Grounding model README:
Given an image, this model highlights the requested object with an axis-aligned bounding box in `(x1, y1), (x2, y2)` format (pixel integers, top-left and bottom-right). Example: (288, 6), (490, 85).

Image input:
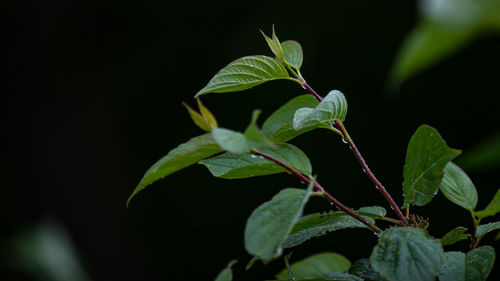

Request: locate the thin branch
(335, 121), (406, 222)
(253, 150), (383, 234)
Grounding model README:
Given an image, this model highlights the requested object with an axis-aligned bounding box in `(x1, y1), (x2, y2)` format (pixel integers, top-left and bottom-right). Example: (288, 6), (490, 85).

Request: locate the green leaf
(459, 131), (500, 172)
(439, 251), (465, 281)
(262, 95), (319, 142)
(475, 187), (500, 218)
(214, 260), (237, 281)
(293, 90), (348, 131)
(260, 26), (285, 60)
(389, 0), (500, 85)
(465, 246), (495, 281)
(439, 162), (478, 211)
(127, 134), (223, 206)
(284, 206), (385, 248)
(349, 259), (385, 281)
(276, 252), (351, 280)
(200, 143), (312, 179)
(281, 40), (303, 70)
(476, 221), (500, 239)
(402, 125), (461, 208)
(244, 182), (314, 262)
(211, 111), (273, 154)
(314, 272), (364, 281)
(440, 227), (469, 246)
(370, 227), (444, 281)
(183, 102), (212, 132)
(439, 247), (496, 281)
(197, 98), (218, 128)
(196, 56), (292, 96)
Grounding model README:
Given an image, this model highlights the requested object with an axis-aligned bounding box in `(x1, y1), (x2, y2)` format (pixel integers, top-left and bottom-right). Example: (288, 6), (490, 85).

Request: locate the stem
(470, 211), (480, 249)
(335, 121), (406, 222)
(379, 216), (404, 225)
(299, 78), (323, 102)
(253, 150), (383, 234)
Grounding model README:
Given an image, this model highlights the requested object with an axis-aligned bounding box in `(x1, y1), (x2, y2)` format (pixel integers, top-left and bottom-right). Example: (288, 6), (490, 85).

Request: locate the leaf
(465, 246), (495, 281)
(200, 143), (312, 179)
(281, 40), (303, 70)
(439, 247), (496, 281)
(183, 102), (212, 132)
(214, 260), (237, 281)
(293, 90), (348, 131)
(211, 111), (273, 154)
(244, 182), (314, 262)
(197, 98), (218, 128)
(389, 0), (500, 85)
(348, 259), (385, 281)
(314, 272), (364, 281)
(475, 187), (500, 218)
(196, 56), (292, 97)
(262, 95), (319, 142)
(440, 227), (469, 246)
(275, 252), (351, 280)
(370, 227), (444, 281)
(283, 206), (384, 248)
(260, 26), (284, 60)
(402, 125), (461, 208)
(439, 251), (465, 281)
(475, 221), (500, 239)
(439, 162), (478, 211)
(127, 134), (223, 205)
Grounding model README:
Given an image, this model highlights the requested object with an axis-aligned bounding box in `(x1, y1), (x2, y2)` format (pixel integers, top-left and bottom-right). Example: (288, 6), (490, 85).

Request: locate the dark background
(4, 0), (500, 280)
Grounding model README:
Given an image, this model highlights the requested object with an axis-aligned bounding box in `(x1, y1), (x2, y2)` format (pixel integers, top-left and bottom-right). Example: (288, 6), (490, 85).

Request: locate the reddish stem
(253, 150), (382, 234)
(335, 121), (406, 222)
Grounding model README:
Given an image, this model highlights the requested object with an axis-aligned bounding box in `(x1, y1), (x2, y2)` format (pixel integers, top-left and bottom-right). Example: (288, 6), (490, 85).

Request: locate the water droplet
(342, 138), (348, 144)
(374, 185), (379, 190)
(329, 202), (334, 206)
(362, 168), (366, 173)
(348, 145), (352, 150)
(301, 85), (306, 89)
(250, 154), (258, 158)
(258, 155), (265, 159)
(390, 205), (395, 210)
(373, 232), (379, 236)
(300, 181), (305, 184)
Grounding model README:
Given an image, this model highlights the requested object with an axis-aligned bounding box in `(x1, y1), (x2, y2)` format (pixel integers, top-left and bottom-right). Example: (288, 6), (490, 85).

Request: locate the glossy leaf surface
(440, 162), (478, 210)
(276, 252), (351, 280)
(293, 90), (348, 131)
(402, 125), (461, 207)
(196, 56), (291, 96)
(370, 227), (443, 281)
(281, 40), (303, 70)
(262, 95), (319, 142)
(440, 227), (469, 246)
(475, 221), (500, 239)
(128, 134), (223, 205)
(245, 184), (313, 262)
(284, 207), (385, 248)
(200, 143), (312, 179)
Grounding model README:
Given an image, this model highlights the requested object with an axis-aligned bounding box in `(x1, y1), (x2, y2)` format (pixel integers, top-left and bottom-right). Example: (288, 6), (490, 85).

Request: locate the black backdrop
(4, 0), (500, 280)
